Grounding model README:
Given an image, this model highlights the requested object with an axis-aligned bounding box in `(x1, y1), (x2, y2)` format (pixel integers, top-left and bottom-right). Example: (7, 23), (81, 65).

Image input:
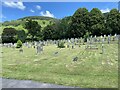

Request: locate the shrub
(58, 41), (65, 48)
(42, 21), (45, 24)
(84, 32), (90, 42)
(16, 40), (22, 48)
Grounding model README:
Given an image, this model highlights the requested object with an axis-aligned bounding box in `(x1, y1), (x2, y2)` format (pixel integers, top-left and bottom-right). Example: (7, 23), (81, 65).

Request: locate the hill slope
(0, 16), (59, 34)
(2, 16), (58, 26)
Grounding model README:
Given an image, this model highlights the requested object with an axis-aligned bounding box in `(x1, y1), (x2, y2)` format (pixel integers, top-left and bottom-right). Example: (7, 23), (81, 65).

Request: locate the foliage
(89, 8), (105, 36)
(24, 19), (41, 40)
(1, 28), (17, 43)
(16, 40), (22, 48)
(42, 21), (45, 24)
(84, 32), (90, 42)
(106, 9), (120, 35)
(57, 41), (65, 48)
(17, 30), (27, 43)
(18, 16), (57, 21)
(59, 16), (71, 39)
(42, 25), (54, 40)
(68, 8), (89, 38)
(1, 8), (120, 42)
(2, 20), (26, 26)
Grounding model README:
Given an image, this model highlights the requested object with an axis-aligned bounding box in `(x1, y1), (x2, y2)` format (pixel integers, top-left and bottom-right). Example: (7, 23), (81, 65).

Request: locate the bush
(58, 41), (65, 48)
(84, 32), (90, 42)
(42, 21), (45, 24)
(16, 40), (22, 48)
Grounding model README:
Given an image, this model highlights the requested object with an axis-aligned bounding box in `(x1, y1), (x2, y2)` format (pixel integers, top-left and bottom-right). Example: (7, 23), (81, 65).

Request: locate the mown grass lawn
(2, 42), (118, 88)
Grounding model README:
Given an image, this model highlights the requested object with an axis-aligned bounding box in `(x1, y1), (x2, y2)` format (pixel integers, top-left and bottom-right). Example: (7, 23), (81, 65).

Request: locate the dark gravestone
(54, 52), (58, 55)
(67, 44), (70, 48)
(73, 56), (78, 62)
(19, 48), (23, 53)
(72, 45), (74, 49)
(101, 44), (104, 54)
(34, 46), (36, 48)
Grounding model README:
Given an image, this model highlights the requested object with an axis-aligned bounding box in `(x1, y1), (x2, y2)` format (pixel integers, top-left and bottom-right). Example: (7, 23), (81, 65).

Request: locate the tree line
(43, 8), (120, 40)
(1, 8), (120, 43)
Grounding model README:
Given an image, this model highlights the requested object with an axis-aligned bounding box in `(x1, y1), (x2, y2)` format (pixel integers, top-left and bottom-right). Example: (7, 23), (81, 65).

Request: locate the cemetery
(1, 4), (120, 88)
(1, 35), (119, 88)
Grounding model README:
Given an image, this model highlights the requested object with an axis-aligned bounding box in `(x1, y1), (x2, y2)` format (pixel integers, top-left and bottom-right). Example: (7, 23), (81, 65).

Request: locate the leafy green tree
(106, 9), (120, 35)
(84, 32), (90, 42)
(24, 19), (41, 41)
(42, 25), (54, 40)
(2, 28), (17, 43)
(89, 8), (105, 36)
(68, 8), (89, 38)
(17, 30), (27, 43)
(58, 16), (71, 39)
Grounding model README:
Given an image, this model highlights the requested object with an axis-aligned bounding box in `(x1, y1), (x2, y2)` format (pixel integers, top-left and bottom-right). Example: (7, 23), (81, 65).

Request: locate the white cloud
(3, 1), (26, 10)
(30, 9), (35, 13)
(36, 5), (41, 10)
(101, 8), (110, 13)
(40, 11), (55, 18)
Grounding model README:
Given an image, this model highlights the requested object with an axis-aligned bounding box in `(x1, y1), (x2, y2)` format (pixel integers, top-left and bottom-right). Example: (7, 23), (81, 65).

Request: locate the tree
(106, 9), (120, 35)
(58, 16), (71, 39)
(2, 28), (17, 43)
(24, 19), (41, 41)
(16, 40), (22, 48)
(89, 8), (105, 36)
(17, 30), (27, 43)
(42, 25), (55, 40)
(68, 8), (89, 38)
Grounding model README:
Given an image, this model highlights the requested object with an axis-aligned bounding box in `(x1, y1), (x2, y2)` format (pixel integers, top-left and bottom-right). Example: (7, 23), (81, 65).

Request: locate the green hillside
(0, 16), (59, 35)
(18, 16), (57, 21)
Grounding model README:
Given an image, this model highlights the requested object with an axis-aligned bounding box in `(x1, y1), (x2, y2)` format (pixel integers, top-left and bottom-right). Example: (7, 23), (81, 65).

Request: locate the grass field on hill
(0, 19), (52, 35)
(2, 42), (118, 88)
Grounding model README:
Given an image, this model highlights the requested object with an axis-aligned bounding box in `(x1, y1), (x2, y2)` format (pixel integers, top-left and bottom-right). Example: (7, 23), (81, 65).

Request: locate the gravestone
(114, 34), (117, 40)
(101, 44), (104, 54)
(19, 48), (23, 53)
(102, 37), (105, 44)
(70, 38), (74, 43)
(36, 44), (43, 54)
(72, 45), (74, 49)
(94, 35), (97, 42)
(73, 56), (78, 62)
(36, 45), (41, 54)
(108, 35), (110, 44)
(67, 44), (70, 48)
(104, 35), (106, 41)
(54, 51), (58, 55)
